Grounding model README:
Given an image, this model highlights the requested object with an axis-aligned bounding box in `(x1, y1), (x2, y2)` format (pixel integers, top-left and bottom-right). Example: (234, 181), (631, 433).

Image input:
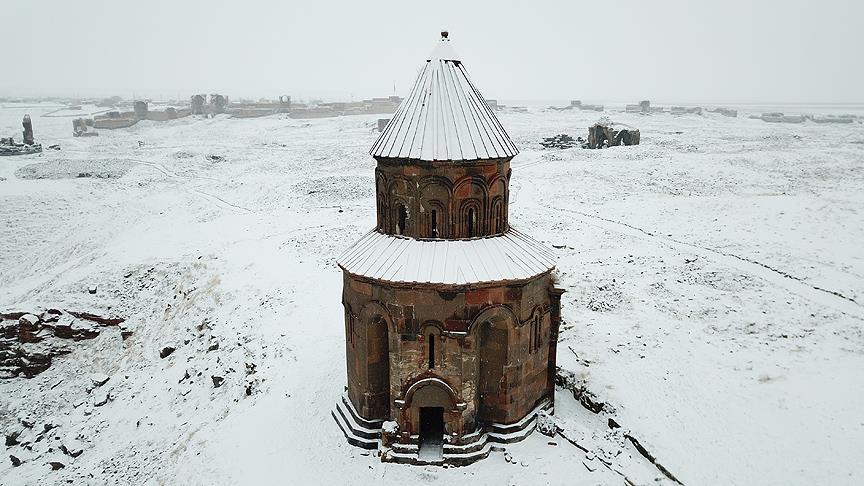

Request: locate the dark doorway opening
(418, 407), (444, 461)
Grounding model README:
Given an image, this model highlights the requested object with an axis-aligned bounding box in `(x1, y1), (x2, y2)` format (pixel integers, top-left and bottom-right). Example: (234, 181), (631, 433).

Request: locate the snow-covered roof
(337, 228), (555, 286)
(370, 33), (519, 162)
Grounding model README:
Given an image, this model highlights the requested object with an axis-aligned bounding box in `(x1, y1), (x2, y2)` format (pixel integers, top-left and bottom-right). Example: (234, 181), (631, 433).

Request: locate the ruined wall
(341, 271), (559, 439)
(374, 157), (512, 239)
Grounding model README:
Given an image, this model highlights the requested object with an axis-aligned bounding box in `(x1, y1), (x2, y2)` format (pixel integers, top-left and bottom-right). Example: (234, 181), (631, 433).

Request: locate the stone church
(333, 32), (563, 465)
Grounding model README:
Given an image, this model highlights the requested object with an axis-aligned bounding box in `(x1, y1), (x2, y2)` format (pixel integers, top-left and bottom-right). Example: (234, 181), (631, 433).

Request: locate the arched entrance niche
(469, 305), (518, 423)
(358, 301), (392, 419)
(402, 378), (461, 458)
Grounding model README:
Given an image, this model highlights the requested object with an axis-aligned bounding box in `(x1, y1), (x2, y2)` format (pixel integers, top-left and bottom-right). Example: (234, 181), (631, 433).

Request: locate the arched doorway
(404, 378), (459, 461)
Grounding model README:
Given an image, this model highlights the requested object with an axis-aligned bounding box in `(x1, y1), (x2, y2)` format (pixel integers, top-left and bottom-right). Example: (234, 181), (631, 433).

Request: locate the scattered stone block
(90, 373), (110, 387)
(93, 392), (110, 407)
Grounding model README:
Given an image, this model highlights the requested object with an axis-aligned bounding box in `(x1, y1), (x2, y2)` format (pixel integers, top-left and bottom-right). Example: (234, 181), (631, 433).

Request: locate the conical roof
(370, 32), (519, 162)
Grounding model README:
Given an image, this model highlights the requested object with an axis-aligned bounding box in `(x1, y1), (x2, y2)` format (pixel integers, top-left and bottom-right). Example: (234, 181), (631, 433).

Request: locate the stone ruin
(626, 100), (664, 114)
(133, 100), (149, 119)
(587, 120), (640, 149)
(73, 118), (99, 137)
(191, 94), (206, 115)
(540, 134), (581, 149)
(0, 115), (43, 156)
(548, 100), (604, 112)
(708, 107), (738, 117)
(569, 100), (604, 111)
(191, 93), (228, 117)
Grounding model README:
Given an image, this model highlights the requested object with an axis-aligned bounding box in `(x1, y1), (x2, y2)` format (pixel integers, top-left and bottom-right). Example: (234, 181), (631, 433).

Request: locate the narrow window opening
(431, 209), (438, 238)
(467, 208), (475, 238)
(397, 204), (408, 235)
(531, 314), (541, 353)
(428, 334), (435, 369)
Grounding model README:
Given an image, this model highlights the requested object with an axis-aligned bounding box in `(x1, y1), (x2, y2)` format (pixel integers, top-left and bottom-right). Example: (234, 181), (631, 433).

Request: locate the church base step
(333, 393), (554, 466)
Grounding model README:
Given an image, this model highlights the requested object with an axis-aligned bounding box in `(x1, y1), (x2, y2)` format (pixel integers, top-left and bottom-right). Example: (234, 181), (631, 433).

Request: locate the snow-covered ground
(1, 103), (863, 485)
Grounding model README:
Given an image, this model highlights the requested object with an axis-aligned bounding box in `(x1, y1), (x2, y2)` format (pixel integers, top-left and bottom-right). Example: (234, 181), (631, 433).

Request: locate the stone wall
(374, 157), (512, 239)
(341, 271), (560, 441)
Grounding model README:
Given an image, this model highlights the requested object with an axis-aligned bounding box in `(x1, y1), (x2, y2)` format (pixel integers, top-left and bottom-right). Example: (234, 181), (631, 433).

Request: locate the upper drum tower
(371, 31), (519, 240)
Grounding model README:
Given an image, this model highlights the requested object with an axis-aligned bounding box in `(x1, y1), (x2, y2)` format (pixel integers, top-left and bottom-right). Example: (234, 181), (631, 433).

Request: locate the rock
(43, 420), (58, 433)
(211, 375), (225, 388)
(48, 460), (65, 470)
(536, 410), (557, 437)
(5, 430), (20, 446)
(159, 346), (175, 359)
(60, 439), (84, 458)
(18, 314), (39, 327)
(583, 457), (596, 472)
(93, 392), (110, 407)
(381, 420), (399, 447)
(87, 285), (97, 294)
(119, 323), (133, 340)
(40, 310), (62, 323)
(207, 342), (219, 352)
(90, 373), (110, 387)
(10, 455), (21, 467)
(504, 452), (513, 463)
(540, 134), (578, 149)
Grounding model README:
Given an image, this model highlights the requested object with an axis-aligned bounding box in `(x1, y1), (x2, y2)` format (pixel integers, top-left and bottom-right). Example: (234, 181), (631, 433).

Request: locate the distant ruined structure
(1, 115), (42, 156)
(333, 32), (563, 465)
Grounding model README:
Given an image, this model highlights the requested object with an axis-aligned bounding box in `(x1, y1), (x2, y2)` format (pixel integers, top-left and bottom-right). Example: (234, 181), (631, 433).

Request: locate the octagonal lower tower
(333, 32), (563, 465)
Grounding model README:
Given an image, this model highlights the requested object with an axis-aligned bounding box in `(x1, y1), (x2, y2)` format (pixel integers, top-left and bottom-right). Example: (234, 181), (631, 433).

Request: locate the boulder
(159, 346), (175, 359)
(18, 314), (39, 328)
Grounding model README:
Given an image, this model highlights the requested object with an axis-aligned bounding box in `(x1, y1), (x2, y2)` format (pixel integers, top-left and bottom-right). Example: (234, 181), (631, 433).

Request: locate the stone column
(22, 115), (34, 145)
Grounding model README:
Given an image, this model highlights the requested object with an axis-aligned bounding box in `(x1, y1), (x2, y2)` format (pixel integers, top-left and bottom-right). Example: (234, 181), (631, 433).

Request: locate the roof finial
(441, 30), (449, 40)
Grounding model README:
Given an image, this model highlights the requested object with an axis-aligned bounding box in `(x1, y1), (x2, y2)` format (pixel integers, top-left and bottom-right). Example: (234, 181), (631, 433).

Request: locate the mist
(3, 0), (863, 103)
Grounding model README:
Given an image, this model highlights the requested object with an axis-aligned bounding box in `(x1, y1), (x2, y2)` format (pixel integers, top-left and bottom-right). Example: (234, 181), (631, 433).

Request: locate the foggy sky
(3, 0), (863, 103)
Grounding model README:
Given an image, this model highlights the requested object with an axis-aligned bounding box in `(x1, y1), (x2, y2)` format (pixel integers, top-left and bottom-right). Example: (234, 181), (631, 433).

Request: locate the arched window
(397, 204), (408, 235)
(431, 209), (438, 238)
(467, 208), (476, 238)
(492, 198), (504, 233)
(377, 194), (386, 230)
(428, 334), (435, 369)
(345, 309), (355, 347)
(529, 313), (542, 353)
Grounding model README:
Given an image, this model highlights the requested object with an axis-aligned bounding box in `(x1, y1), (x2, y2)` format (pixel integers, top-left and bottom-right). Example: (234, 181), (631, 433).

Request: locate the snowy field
(1, 103), (863, 485)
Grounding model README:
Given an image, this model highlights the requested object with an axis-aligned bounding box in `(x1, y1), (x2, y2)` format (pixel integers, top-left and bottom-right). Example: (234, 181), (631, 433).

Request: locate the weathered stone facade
(375, 158), (511, 239)
(342, 270), (562, 440)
